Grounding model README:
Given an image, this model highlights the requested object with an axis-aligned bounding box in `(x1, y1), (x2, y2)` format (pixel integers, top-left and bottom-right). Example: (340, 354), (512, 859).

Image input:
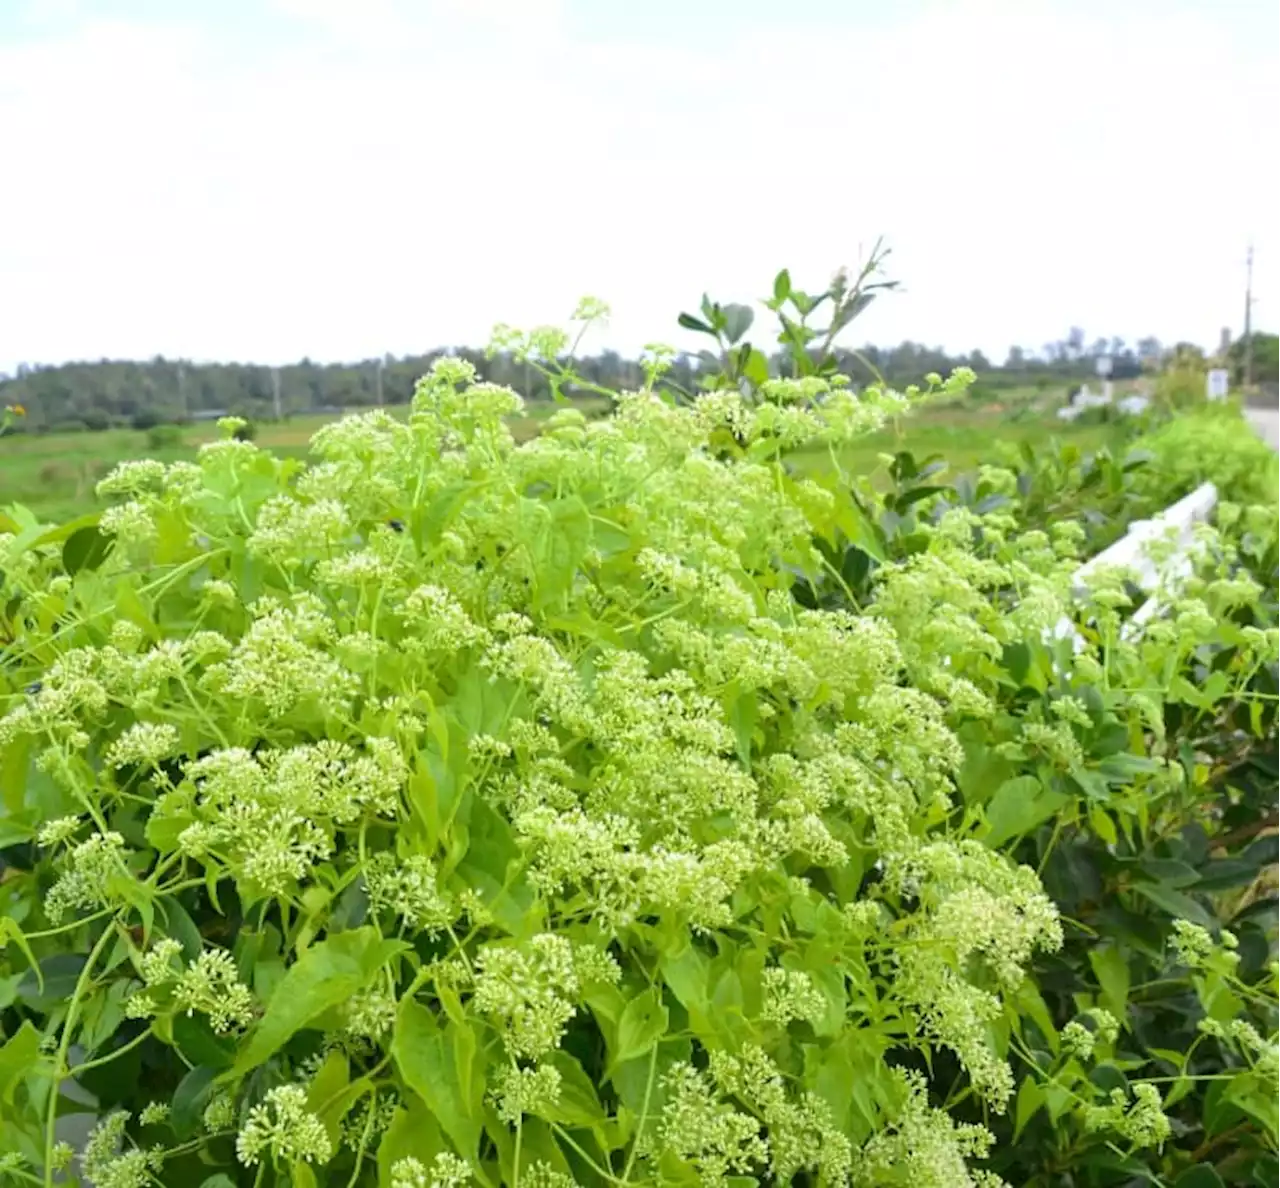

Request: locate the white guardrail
(1053, 481), (1219, 646)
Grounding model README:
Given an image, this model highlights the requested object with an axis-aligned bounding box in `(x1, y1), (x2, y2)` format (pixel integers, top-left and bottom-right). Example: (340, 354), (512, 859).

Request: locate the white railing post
(1051, 481), (1219, 648)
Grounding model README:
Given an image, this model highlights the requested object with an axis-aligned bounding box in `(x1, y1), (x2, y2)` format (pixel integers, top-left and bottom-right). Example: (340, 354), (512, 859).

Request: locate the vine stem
(22, 910), (113, 941)
(344, 1091), (378, 1188)
(44, 923), (118, 1188)
(550, 1125), (627, 1185)
(70, 1025), (154, 1076)
(6, 1165), (45, 1186)
(621, 1043), (659, 1182)
(512, 1088), (524, 1188)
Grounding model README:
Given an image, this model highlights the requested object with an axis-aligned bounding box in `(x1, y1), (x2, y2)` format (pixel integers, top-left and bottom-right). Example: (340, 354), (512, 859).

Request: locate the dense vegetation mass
(4, 261), (1274, 433)
(0, 339), (1129, 433)
(0, 282), (1275, 1188)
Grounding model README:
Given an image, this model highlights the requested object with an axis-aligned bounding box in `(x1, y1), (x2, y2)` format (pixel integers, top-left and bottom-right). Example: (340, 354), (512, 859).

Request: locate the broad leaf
(1089, 945), (1130, 1021)
(0, 1022), (40, 1104)
(230, 928), (403, 1076)
(720, 303), (754, 345)
(63, 524), (114, 576)
(984, 776), (1067, 848)
(613, 987), (669, 1068)
(392, 1000), (484, 1161)
(1132, 882), (1217, 929)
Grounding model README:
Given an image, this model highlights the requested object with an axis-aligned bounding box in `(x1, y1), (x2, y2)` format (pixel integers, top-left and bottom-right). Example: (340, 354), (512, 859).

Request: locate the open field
(0, 390), (1120, 522)
(0, 402), (606, 522)
(793, 404), (1117, 476)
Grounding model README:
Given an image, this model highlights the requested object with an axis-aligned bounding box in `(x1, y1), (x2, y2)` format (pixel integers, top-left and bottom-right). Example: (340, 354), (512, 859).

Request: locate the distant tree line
(1, 327), (1264, 434)
(1226, 333), (1280, 391)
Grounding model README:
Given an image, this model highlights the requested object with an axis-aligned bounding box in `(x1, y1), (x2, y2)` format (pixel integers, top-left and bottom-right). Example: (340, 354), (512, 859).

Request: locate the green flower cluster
(0, 289), (1275, 1188)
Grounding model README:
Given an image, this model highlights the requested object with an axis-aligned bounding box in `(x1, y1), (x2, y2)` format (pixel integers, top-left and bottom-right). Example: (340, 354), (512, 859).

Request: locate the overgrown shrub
(146, 424), (185, 452)
(0, 289), (1275, 1188)
(131, 409), (164, 432)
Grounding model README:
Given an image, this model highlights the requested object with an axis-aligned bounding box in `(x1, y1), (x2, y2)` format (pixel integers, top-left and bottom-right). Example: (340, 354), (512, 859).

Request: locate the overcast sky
(0, 0), (1275, 372)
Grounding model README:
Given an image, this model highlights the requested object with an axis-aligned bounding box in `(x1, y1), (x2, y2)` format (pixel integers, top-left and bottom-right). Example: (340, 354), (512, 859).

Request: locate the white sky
(0, 0), (1275, 372)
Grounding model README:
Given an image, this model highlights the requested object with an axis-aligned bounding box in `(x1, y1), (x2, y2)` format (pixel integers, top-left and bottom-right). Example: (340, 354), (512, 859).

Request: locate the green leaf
(172, 1065), (219, 1140)
(0, 1021), (40, 1105)
(613, 1036), (691, 1120)
(1250, 1157), (1280, 1188)
(711, 966), (744, 1037)
(1013, 978), (1059, 1053)
(1175, 1166), (1226, 1188)
(1089, 804), (1118, 846)
(790, 290), (815, 316)
(1098, 752), (1165, 783)
(1014, 1075), (1044, 1139)
(1132, 882), (1217, 929)
(660, 943), (711, 1028)
(63, 524), (114, 576)
(772, 269), (792, 303)
(1198, 857), (1268, 892)
(530, 497), (591, 611)
(726, 688), (757, 766)
(721, 303), (754, 345)
(230, 927), (402, 1077)
(0, 918), (41, 992)
(956, 723), (1015, 807)
(373, 1100), (445, 1182)
(79, 978), (132, 1054)
(1138, 858), (1200, 888)
(157, 897), (205, 961)
(1089, 945), (1130, 1021)
(832, 290), (876, 332)
(741, 347), (770, 388)
(392, 1000), (484, 1161)
(18, 953), (86, 1010)
(486, 1115), (575, 1186)
(677, 312), (715, 336)
(453, 1017), (477, 1117)
(413, 480), (474, 550)
(306, 1049), (351, 1148)
(983, 776), (1068, 848)
(833, 494), (886, 564)
(454, 795), (535, 935)
(29, 510), (101, 549)
(893, 485), (947, 511)
(543, 1051), (606, 1125)
(175, 1013), (237, 1070)
(377, 1101), (445, 1186)
(613, 987), (669, 1068)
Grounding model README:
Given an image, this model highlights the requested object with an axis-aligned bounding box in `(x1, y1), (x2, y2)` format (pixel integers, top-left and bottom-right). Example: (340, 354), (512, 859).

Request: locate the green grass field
(0, 391), (1116, 524)
(0, 404), (606, 523)
(794, 405), (1115, 478)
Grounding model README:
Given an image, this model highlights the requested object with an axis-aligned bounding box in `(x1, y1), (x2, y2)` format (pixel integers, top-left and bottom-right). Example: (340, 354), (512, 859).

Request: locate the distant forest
(1, 326), (1264, 433)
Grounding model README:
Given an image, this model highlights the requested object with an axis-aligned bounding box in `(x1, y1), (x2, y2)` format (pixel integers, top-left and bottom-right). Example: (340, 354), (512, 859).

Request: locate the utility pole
(272, 367), (283, 421)
(177, 362), (187, 420)
(376, 356), (384, 407)
(1243, 243), (1255, 390)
